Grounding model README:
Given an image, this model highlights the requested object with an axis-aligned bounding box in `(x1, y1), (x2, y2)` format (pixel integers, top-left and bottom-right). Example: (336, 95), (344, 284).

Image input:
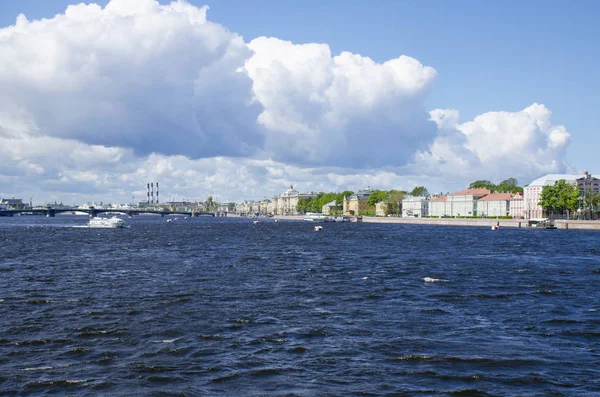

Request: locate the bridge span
(0, 206), (214, 218)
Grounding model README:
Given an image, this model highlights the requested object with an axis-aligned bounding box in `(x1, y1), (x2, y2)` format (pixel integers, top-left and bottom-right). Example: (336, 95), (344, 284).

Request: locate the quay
(235, 213), (600, 231)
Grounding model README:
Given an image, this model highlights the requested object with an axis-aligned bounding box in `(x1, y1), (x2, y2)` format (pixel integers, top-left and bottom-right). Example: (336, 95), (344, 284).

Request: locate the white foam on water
(23, 366), (53, 371)
(151, 338), (180, 343)
(423, 277), (446, 283)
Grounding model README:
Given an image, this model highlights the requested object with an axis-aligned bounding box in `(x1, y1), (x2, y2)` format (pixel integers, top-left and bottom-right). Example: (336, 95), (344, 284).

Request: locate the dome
(281, 185), (298, 197)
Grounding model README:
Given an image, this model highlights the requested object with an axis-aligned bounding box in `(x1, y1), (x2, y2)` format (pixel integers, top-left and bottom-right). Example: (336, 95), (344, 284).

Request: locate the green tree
(297, 198), (310, 214)
(497, 177), (523, 193)
(585, 189), (600, 211)
(385, 190), (406, 216)
(367, 190), (388, 206)
(499, 178), (517, 187)
(336, 190), (354, 205)
(539, 179), (580, 218)
(410, 186), (429, 197)
(469, 180), (496, 190)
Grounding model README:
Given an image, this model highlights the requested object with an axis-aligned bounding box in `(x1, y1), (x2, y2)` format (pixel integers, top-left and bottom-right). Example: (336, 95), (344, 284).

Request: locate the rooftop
(478, 192), (513, 201)
(449, 188), (491, 196)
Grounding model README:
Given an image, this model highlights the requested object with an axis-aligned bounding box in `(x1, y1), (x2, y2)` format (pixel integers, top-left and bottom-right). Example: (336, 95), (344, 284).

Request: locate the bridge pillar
(46, 209), (56, 217)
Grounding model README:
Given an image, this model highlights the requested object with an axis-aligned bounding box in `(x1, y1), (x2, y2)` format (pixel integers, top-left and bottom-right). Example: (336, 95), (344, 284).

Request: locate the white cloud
(414, 104), (572, 185)
(246, 37), (438, 168)
(0, 0), (576, 203)
(0, 0), (262, 159)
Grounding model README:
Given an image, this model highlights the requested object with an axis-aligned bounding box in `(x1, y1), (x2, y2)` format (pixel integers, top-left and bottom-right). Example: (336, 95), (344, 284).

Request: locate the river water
(0, 215), (599, 396)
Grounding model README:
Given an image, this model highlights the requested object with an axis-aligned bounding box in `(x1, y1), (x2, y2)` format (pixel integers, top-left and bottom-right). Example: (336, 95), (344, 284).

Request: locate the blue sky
(2, 0), (597, 170)
(0, 0), (598, 203)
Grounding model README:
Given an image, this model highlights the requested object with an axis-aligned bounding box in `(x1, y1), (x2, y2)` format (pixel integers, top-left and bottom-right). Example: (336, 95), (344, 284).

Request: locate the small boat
(304, 212), (328, 222)
(274, 219), (279, 223)
(334, 216), (352, 222)
(491, 224), (499, 231)
(314, 225), (323, 231)
(88, 216), (125, 228)
(528, 218), (557, 229)
(253, 220), (260, 224)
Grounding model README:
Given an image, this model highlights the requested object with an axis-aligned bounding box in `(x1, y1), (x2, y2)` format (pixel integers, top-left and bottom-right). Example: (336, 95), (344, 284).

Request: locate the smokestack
(156, 182), (159, 204)
(147, 183), (150, 204)
(151, 183), (154, 204)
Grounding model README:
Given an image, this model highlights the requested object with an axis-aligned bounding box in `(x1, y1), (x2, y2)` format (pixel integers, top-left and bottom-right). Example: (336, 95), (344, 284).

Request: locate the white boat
(303, 212), (329, 222)
(334, 216), (352, 222)
(88, 216), (125, 228)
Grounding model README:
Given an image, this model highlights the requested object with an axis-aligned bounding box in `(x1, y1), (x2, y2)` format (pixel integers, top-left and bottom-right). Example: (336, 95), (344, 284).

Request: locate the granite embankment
(362, 216), (600, 230)
(230, 213), (600, 230)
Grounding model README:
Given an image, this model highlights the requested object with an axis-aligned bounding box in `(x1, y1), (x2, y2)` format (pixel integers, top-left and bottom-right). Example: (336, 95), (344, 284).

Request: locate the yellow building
(343, 188), (374, 216)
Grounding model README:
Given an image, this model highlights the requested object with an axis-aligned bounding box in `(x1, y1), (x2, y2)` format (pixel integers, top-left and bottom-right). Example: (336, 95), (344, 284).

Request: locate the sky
(0, 0), (598, 205)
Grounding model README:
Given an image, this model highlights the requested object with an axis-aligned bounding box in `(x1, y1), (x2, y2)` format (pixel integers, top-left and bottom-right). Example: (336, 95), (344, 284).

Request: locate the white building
(429, 195), (450, 217)
(271, 186), (317, 216)
(402, 196), (428, 218)
(477, 192), (513, 217)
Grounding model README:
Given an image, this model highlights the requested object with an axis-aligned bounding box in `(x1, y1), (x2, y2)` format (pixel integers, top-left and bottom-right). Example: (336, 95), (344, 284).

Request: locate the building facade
(476, 192), (513, 217)
(402, 196), (428, 218)
(271, 186), (317, 216)
(428, 195), (450, 217)
(343, 188), (374, 216)
(322, 201), (342, 215)
(509, 192), (525, 218)
(447, 188), (490, 217)
(375, 201), (387, 217)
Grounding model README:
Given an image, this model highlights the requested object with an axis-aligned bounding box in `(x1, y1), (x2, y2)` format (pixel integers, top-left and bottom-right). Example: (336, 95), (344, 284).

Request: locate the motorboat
(88, 216), (125, 228)
(304, 212), (329, 222)
(528, 218), (557, 229)
(334, 216), (352, 222)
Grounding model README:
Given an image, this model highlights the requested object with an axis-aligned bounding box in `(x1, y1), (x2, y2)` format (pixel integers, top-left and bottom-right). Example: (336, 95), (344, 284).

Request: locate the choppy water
(0, 215), (599, 396)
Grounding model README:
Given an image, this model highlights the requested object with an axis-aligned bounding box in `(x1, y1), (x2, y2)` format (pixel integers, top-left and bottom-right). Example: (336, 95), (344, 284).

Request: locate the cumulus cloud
(0, 0), (576, 203)
(0, 0), (262, 159)
(246, 37), (438, 168)
(412, 104), (572, 185)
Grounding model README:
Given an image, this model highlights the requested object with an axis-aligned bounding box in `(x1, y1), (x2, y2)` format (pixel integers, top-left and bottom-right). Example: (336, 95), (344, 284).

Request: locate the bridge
(0, 206), (214, 218)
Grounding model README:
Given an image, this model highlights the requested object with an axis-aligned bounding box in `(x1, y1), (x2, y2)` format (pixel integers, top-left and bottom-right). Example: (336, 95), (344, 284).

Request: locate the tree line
(468, 178), (523, 194)
(296, 186), (429, 215)
(539, 179), (600, 218)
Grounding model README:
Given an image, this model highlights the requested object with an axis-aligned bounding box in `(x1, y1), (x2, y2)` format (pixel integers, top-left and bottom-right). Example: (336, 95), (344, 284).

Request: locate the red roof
(431, 195), (447, 202)
(478, 192), (513, 201)
(449, 188), (491, 196)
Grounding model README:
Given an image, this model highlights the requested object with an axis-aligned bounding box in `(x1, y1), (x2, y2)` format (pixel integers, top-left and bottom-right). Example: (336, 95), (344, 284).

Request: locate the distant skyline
(1, 0), (598, 204)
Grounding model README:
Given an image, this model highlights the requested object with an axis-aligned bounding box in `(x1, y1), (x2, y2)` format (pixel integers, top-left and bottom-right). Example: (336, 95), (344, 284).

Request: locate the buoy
(253, 220), (260, 224)
(274, 219), (279, 223)
(167, 219), (172, 223)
